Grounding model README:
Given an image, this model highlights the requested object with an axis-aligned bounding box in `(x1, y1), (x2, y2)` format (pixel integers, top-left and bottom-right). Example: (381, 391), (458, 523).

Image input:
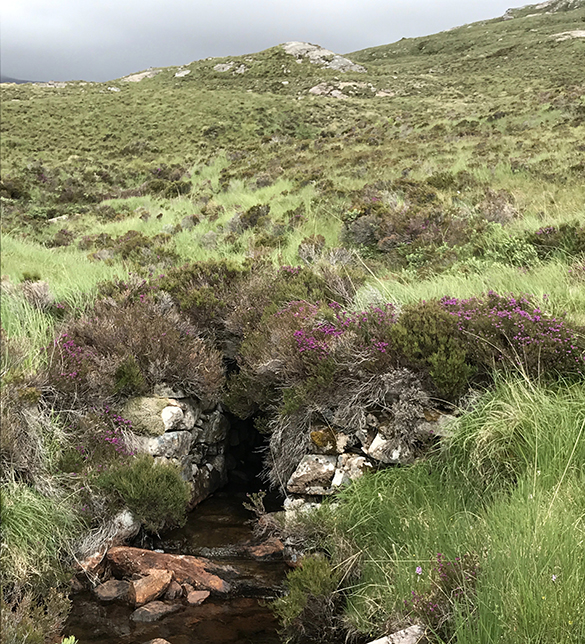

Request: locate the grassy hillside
(1, 2), (585, 642)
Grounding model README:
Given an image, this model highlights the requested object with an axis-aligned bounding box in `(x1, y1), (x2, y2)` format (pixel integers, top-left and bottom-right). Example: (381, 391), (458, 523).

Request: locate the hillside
(1, 3), (585, 644)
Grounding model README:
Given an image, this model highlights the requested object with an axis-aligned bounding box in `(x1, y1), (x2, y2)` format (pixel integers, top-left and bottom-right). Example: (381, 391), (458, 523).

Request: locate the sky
(1, 0), (518, 82)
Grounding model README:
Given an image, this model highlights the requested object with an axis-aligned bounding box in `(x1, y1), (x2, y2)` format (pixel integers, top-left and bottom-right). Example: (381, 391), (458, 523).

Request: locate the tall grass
(355, 260), (585, 324)
(0, 480), (81, 592)
(316, 379), (585, 642)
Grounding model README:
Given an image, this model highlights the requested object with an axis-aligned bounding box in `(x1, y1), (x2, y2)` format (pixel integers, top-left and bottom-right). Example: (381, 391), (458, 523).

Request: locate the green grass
(304, 379), (585, 642)
(0, 480), (81, 591)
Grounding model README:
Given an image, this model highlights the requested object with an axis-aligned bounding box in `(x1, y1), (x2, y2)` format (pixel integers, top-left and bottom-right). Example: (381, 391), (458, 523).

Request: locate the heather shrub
(440, 292), (585, 380)
(156, 259), (251, 335)
(43, 297), (224, 409)
(390, 300), (475, 399)
(94, 454), (190, 532)
(0, 589), (72, 644)
(273, 555), (343, 643)
(526, 222), (585, 260)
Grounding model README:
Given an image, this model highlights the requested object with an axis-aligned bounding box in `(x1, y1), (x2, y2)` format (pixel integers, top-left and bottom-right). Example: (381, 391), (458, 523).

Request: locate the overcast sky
(1, 0), (518, 82)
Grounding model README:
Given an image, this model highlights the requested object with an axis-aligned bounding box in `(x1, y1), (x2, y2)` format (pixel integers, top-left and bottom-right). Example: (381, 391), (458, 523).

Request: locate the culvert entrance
(65, 413), (290, 644)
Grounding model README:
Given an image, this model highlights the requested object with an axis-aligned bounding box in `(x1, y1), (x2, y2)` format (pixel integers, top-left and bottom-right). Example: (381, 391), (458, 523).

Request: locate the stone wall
(122, 392), (230, 508)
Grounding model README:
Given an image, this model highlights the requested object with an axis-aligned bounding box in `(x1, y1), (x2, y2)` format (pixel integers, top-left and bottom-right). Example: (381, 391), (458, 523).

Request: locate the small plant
(273, 555), (342, 643)
(94, 454), (190, 532)
(406, 552), (479, 638)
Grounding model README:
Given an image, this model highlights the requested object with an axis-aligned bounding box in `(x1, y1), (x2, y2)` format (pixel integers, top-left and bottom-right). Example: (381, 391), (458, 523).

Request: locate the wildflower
(416, 566), (422, 575)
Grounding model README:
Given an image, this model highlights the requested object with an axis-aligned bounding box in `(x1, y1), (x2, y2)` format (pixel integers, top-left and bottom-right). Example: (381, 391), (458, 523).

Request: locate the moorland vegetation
(1, 0), (585, 641)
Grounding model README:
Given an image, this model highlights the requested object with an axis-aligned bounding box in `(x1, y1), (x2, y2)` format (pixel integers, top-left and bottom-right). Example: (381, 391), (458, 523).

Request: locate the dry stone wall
(122, 393), (230, 508)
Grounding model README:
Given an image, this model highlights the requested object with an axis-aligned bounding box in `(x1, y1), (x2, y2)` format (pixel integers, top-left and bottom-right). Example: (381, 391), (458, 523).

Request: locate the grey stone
(94, 579), (131, 603)
(364, 434), (413, 464)
(130, 601), (181, 622)
(129, 430), (194, 459)
(286, 455), (337, 494)
(196, 410), (229, 444)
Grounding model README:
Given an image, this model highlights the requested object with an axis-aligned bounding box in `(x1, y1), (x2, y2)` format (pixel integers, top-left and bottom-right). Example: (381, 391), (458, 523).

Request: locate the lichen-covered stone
(286, 454), (337, 494)
(122, 397), (173, 436)
(128, 430), (194, 459)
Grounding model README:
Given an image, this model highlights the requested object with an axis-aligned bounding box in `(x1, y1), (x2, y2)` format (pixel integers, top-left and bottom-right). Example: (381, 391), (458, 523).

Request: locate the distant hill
(0, 75), (34, 84)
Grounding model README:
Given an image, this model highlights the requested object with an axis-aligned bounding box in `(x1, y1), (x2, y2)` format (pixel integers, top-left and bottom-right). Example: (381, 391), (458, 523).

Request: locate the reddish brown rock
(107, 546), (233, 594)
(163, 579), (183, 600)
(246, 537), (284, 561)
(130, 600), (181, 622)
(186, 589), (210, 606)
(129, 569), (173, 607)
(94, 579), (131, 603)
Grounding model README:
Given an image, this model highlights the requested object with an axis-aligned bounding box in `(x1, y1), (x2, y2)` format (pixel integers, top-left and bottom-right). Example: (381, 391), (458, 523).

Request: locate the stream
(65, 485), (288, 644)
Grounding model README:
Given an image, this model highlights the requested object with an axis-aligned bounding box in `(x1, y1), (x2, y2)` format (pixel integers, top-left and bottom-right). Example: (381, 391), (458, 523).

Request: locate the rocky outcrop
(107, 546), (235, 594)
(281, 42), (366, 73)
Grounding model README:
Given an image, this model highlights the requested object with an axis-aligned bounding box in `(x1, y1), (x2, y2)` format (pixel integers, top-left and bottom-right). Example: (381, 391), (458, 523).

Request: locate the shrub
(273, 555), (342, 643)
(94, 454), (190, 532)
(390, 300), (475, 399)
(0, 589), (72, 644)
(440, 291), (585, 380)
(526, 222), (585, 260)
(43, 297), (224, 409)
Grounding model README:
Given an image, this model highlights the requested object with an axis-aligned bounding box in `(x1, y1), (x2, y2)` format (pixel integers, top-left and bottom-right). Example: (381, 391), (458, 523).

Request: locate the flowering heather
(440, 291), (585, 378)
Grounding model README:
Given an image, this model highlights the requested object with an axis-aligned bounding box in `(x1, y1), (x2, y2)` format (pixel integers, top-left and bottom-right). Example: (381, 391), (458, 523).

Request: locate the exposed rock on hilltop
(504, 0), (585, 18)
(281, 42), (366, 73)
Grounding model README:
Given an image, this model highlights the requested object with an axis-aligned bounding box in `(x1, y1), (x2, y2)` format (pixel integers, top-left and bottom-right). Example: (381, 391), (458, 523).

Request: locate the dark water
(65, 488), (286, 644)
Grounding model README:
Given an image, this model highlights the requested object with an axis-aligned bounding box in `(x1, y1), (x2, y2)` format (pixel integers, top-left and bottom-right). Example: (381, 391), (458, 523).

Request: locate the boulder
(286, 454), (337, 495)
(129, 569), (173, 607)
(143, 639), (172, 644)
(186, 590), (210, 605)
(94, 579), (131, 603)
(107, 546), (234, 594)
(130, 601), (181, 622)
(122, 397), (173, 436)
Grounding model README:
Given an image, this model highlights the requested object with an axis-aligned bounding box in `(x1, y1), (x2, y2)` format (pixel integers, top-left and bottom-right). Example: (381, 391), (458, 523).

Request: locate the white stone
(128, 431), (194, 459)
(286, 454), (337, 494)
(110, 509), (141, 545)
(365, 434), (413, 464)
(214, 62), (234, 72)
(175, 69), (191, 77)
(161, 406), (184, 431)
(366, 624), (426, 644)
(281, 42), (366, 73)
